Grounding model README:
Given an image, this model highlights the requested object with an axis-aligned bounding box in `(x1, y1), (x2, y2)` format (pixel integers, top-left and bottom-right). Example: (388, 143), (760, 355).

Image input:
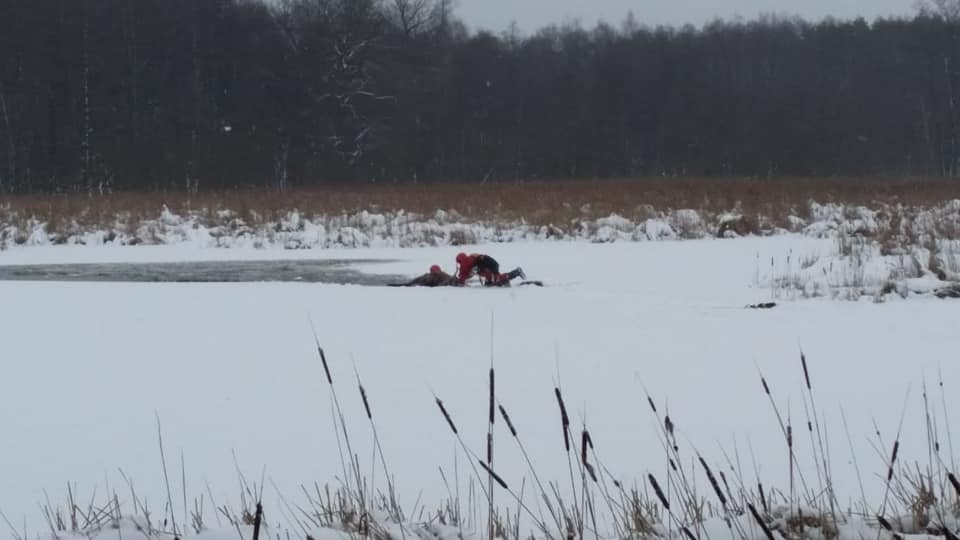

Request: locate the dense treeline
(1, 0), (959, 193)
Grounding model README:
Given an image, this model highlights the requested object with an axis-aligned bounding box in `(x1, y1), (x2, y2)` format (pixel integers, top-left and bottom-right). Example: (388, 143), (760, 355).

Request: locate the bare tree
(915, 0), (960, 20)
(914, 0), (960, 174)
(80, 0), (93, 193)
(387, 0), (435, 37)
(0, 86), (13, 193)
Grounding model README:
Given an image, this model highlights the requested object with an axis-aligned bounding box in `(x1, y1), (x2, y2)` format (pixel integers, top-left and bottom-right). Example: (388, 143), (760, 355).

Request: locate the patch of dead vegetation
(3, 176), (958, 232)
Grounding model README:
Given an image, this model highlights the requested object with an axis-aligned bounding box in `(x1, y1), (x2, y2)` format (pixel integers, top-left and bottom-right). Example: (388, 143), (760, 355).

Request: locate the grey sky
(455, 0), (919, 34)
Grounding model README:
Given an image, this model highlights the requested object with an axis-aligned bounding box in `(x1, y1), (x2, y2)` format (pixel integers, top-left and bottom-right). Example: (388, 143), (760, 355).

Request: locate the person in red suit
(455, 252), (525, 286)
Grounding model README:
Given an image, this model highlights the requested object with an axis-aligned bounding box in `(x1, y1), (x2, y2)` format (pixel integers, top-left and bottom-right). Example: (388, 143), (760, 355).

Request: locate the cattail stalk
(251, 502), (262, 540)
(477, 462), (549, 537)
(757, 368), (811, 499)
(879, 388), (911, 517)
(640, 387), (702, 537)
(487, 365), (495, 540)
(433, 395), (491, 504)
(800, 350), (839, 520)
(433, 391), (548, 537)
(308, 324), (363, 506)
(354, 366), (405, 537)
(498, 403), (562, 535)
(554, 386), (581, 532)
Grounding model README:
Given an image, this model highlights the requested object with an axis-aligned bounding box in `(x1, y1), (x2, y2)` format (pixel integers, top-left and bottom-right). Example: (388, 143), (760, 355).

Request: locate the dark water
(0, 258), (410, 285)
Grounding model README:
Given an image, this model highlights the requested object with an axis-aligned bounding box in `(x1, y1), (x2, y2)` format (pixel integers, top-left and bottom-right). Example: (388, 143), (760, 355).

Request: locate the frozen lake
(0, 258), (407, 285)
(2, 236), (958, 538)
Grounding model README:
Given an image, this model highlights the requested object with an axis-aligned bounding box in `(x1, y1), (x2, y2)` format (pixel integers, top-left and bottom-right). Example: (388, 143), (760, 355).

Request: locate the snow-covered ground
(2, 237), (959, 539)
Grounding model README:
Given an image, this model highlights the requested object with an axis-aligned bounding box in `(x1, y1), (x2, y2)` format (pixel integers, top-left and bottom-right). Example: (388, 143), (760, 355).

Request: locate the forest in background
(2, 0), (960, 194)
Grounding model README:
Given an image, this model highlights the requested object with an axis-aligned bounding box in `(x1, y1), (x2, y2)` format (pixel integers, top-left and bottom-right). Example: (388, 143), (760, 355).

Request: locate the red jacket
(456, 253), (507, 285)
(456, 253), (480, 283)
(456, 253), (501, 283)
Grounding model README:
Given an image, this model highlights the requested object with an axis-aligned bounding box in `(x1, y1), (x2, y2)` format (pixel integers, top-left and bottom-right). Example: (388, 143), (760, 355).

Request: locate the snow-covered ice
(1, 236), (959, 539)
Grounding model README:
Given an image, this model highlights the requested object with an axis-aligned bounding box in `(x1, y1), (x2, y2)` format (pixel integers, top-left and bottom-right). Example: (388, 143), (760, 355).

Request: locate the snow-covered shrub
(716, 213), (757, 238)
(668, 208), (706, 238)
(448, 226), (477, 246)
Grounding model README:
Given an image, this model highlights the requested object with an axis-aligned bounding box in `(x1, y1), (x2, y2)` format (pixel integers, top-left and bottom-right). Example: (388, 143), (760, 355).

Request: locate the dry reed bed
(2, 177), (959, 233)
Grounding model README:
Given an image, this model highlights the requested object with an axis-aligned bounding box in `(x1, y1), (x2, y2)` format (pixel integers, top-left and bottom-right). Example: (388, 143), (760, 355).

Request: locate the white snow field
(1, 236), (959, 539)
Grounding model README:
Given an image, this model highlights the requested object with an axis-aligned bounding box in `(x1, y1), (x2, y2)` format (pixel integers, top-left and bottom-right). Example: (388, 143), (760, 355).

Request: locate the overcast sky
(454, 0), (919, 34)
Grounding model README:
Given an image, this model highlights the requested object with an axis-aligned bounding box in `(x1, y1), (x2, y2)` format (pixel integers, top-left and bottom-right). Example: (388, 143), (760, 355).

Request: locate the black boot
(507, 267), (525, 280)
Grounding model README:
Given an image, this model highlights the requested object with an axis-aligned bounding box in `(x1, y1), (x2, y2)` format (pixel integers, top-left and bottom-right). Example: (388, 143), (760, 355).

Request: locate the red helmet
(456, 252), (468, 264)
(429, 264), (442, 274)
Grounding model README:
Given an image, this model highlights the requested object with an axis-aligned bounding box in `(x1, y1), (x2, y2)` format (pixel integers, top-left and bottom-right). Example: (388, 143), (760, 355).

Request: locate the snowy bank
(0, 199), (955, 251)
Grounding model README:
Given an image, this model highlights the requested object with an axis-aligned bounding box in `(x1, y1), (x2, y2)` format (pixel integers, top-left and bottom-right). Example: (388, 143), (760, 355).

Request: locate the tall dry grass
(3, 177), (959, 232)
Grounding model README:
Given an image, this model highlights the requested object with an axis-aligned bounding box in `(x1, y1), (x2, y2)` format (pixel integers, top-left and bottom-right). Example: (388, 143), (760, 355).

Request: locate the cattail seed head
(719, 470), (730, 493)
(948, 473), (960, 497)
(581, 431), (589, 464)
(801, 352), (811, 390)
(319, 347), (332, 385)
(554, 388), (570, 427)
(436, 398), (458, 434)
(747, 503), (774, 540)
(359, 383), (372, 419)
(584, 462), (597, 482)
(478, 460), (508, 490)
(887, 440), (900, 482)
(554, 387), (570, 451)
(699, 456), (727, 508)
(488, 368), (495, 425)
(648, 474), (670, 510)
(498, 405), (517, 437)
